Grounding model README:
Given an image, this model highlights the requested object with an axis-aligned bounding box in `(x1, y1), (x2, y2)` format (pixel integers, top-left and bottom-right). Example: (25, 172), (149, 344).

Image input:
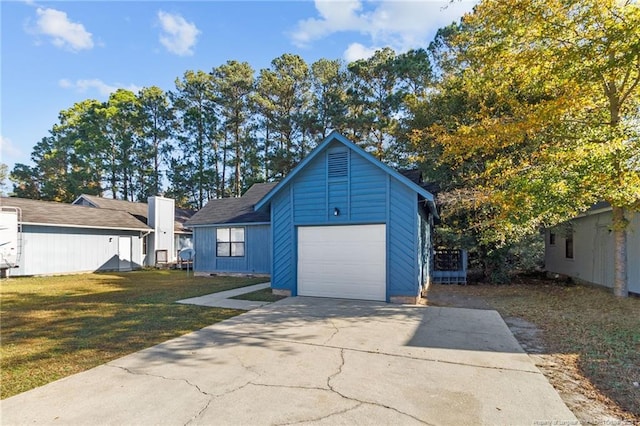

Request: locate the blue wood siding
(193, 224), (270, 274)
(388, 177), (418, 297)
(271, 140), (424, 300)
(350, 152), (387, 220)
(293, 154), (326, 224)
(272, 189), (295, 291)
(291, 144), (389, 225)
(12, 225), (143, 276)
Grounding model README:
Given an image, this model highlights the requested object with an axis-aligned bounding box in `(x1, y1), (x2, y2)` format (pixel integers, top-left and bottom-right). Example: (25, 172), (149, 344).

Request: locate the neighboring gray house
(545, 203), (640, 295)
(73, 195), (194, 265)
(0, 197), (150, 276)
(255, 132), (438, 303)
(185, 183), (276, 275)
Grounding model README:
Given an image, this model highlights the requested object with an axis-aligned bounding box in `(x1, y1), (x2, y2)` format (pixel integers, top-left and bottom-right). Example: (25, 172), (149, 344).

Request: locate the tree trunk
(153, 135), (159, 196)
(611, 206), (628, 297)
(264, 126), (270, 180)
(221, 136), (228, 198)
(235, 144), (241, 197)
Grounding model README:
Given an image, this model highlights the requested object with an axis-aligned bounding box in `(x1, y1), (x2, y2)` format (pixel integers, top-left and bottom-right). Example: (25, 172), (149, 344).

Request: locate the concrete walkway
(0, 297), (577, 425)
(176, 282), (271, 310)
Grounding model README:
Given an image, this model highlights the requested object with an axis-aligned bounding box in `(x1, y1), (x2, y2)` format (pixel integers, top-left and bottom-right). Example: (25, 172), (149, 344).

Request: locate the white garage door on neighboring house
(297, 224), (386, 301)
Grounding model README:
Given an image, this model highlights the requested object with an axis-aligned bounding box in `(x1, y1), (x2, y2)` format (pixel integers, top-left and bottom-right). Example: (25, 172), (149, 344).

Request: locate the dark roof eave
(21, 221), (151, 232)
(186, 221), (270, 228)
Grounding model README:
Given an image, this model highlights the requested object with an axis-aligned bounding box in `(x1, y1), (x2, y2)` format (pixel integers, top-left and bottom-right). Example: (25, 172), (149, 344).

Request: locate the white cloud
(343, 42), (379, 62)
(33, 7), (94, 51)
(291, 0), (478, 60)
(58, 78), (141, 97)
(157, 11), (200, 56)
(0, 135), (24, 164)
(292, 0), (365, 46)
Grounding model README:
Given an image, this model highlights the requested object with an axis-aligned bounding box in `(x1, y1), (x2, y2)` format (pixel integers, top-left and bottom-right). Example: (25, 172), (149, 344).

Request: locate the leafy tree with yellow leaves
(411, 0), (639, 295)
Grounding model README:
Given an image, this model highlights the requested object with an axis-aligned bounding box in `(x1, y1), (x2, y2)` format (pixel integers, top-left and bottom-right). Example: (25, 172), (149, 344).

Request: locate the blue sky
(1, 0), (476, 172)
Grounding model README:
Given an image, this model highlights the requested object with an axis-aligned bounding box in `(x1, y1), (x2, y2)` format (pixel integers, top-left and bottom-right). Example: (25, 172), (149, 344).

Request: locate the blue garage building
(255, 132), (438, 303)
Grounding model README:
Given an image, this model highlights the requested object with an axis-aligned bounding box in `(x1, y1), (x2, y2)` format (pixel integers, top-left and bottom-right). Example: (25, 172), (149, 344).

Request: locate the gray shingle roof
(0, 197), (151, 231)
(77, 195), (148, 219)
(76, 194), (195, 233)
(186, 183), (277, 226)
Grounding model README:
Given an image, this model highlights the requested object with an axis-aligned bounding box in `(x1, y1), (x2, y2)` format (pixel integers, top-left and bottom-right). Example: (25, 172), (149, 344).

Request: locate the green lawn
(0, 270), (265, 399)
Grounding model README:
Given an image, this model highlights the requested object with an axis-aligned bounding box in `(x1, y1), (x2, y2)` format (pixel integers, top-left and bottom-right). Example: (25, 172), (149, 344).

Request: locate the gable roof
(74, 194), (195, 233)
(0, 197), (151, 231)
(185, 182), (278, 227)
(255, 131), (438, 217)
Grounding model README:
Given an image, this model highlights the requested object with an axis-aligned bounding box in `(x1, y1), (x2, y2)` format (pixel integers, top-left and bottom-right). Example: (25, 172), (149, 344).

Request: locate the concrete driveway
(1, 297), (576, 425)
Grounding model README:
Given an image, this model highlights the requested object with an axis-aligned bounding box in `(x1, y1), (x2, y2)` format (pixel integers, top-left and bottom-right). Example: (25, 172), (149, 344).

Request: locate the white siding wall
(545, 210), (640, 294)
(0, 210), (19, 268)
(148, 196), (175, 263)
(10, 225), (144, 277)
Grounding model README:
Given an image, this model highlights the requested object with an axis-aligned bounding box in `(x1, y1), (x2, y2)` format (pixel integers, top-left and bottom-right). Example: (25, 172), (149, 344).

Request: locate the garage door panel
(297, 224), (386, 301)
(299, 264), (384, 281)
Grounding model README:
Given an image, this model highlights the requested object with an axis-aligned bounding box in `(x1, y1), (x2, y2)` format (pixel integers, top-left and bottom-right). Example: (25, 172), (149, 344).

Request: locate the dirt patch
(426, 283), (638, 425)
(505, 316), (631, 425)
(532, 353), (634, 425)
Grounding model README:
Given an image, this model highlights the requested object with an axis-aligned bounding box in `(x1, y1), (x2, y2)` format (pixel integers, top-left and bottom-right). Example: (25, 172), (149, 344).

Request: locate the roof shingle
(76, 194), (195, 232)
(186, 183), (277, 226)
(0, 197), (151, 231)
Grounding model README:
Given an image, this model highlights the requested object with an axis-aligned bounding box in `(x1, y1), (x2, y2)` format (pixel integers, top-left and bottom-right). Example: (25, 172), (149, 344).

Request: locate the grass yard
(0, 270), (266, 399)
(427, 278), (640, 420)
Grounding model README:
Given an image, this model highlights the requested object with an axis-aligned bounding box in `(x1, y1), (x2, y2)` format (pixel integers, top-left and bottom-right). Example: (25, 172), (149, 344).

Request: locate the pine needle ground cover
(0, 270), (265, 399)
(428, 279), (640, 419)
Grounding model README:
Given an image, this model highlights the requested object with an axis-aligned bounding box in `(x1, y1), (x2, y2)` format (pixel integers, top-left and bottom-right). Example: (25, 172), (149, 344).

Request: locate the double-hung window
(216, 227), (245, 257)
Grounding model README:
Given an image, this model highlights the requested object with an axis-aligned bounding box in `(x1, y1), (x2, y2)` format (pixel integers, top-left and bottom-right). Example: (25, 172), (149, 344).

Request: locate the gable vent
(328, 151), (348, 179)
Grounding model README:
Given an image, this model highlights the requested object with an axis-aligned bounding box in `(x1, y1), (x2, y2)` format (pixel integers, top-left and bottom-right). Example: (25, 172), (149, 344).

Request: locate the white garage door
(297, 224), (386, 301)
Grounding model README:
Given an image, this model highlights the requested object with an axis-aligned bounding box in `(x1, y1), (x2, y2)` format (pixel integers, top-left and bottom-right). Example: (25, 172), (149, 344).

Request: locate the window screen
(216, 227), (245, 257)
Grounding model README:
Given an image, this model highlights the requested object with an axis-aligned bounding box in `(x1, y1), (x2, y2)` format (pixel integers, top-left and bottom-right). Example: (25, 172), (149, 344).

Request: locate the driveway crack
(106, 364), (215, 426)
(326, 348), (345, 391)
(185, 398), (212, 426)
(231, 353), (261, 379)
(107, 364), (213, 397)
(323, 318), (341, 345)
(261, 336), (539, 374)
(249, 382), (330, 392)
(325, 349), (433, 425)
(274, 403), (364, 425)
